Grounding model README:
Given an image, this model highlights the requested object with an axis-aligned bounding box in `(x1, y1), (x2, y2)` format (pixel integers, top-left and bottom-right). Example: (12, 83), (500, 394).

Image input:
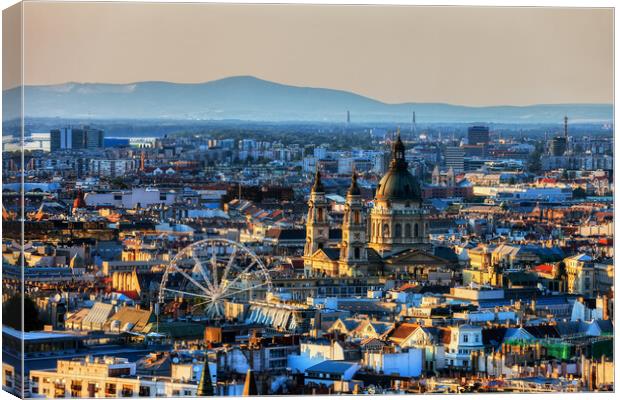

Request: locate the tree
(110, 177), (129, 189)
(527, 142), (544, 174)
(196, 357), (214, 396)
(3, 294), (45, 332)
(572, 187), (587, 199)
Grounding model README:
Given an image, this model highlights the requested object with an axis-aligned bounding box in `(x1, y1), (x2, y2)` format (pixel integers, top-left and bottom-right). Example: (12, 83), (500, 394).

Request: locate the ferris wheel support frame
(157, 238), (273, 319)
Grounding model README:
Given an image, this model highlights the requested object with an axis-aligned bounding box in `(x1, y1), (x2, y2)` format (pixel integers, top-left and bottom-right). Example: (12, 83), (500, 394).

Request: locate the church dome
(375, 133), (422, 202)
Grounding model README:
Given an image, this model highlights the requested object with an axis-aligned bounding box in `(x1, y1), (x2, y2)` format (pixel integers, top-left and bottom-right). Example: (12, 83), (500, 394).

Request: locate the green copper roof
(375, 134), (421, 202)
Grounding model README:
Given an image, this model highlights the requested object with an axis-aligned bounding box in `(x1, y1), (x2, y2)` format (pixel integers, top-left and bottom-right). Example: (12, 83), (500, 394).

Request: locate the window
(105, 383), (117, 396)
(405, 224), (411, 238)
(463, 334), (469, 343)
(354, 247), (360, 259)
(395, 224), (402, 237)
(88, 383), (97, 397)
(31, 371), (39, 393)
(414, 223), (419, 237)
(109, 368), (131, 377)
(71, 381), (83, 397)
(121, 385), (134, 397)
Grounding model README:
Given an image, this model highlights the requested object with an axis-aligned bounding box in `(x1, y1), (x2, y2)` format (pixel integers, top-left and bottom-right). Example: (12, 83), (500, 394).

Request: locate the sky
(5, 2), (614, 106)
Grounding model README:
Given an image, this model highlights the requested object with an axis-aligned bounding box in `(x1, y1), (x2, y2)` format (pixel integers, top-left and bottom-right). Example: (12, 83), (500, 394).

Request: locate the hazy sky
(9, 2), (614, 106)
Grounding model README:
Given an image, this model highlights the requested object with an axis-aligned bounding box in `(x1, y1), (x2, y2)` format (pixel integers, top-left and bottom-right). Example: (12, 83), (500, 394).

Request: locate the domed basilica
(303, 133), (447, 278)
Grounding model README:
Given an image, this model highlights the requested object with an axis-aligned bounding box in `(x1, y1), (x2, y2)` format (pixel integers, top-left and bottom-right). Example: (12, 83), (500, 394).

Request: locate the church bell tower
(339, 173), (368, 276)
(304, 169), (330, 260)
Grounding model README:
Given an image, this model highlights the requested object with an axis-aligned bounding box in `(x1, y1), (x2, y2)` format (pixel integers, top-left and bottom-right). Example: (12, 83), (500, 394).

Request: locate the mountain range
(2, 76), (613, 123)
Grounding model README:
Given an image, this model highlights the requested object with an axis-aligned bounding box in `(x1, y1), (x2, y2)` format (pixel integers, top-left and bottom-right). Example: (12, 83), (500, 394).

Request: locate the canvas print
(1, 2), (614, 398)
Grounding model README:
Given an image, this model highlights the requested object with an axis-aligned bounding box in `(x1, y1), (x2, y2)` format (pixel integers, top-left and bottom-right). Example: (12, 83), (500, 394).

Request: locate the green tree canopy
(3, 293), (45, 332)
(572, 187), (587, 199)
(527, 142), (544, 174)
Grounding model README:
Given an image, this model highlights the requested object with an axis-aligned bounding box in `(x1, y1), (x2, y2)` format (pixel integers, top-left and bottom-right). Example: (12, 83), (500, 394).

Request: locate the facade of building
(51, 127), (104, 152)
(444, 146), (465, 172)
(84, 188), (177, 209)
(565, 254), (595, 297)
(30, 357), (197, 398)
(89, 159), (137, 177)
(444, 325), (484, 370)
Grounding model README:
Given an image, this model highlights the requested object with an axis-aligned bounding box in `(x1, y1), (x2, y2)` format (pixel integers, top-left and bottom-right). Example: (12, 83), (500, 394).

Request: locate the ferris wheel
(158, 238), (273, 319)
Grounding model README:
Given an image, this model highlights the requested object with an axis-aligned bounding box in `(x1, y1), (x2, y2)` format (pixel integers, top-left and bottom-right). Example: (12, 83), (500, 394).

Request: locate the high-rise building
(445, 145), (465, 172)
(467, 125), (490, 145)
(50, 126), (104, 151)
(84, 127), (104, 148)
(550, 136), (568, 156)
(50, 128), (72, 151)
(548, 116), (569, 156)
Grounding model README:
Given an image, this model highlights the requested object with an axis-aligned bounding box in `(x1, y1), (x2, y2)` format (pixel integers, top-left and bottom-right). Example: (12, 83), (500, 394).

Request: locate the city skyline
(5, 3), (613, 106)
(2, 2), (615, 398)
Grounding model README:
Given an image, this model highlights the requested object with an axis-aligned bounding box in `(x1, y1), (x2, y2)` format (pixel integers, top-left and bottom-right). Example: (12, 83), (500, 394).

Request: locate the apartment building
(30, 356), (197, 398)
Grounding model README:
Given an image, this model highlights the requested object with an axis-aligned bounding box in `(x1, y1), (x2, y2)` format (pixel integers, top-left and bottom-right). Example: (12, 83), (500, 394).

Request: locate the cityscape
(1, 2), (615, 399)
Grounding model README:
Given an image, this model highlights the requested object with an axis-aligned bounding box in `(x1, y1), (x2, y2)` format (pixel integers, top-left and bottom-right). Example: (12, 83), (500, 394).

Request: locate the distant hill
(2, 76), (613, 123)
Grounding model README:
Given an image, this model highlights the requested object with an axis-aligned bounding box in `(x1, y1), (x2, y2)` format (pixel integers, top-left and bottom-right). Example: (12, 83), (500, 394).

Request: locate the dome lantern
(375, 129), (422, 202)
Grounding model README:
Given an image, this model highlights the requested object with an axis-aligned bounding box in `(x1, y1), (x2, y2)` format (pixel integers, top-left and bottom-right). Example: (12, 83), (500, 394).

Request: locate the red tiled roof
(389, 323), (419, 341)
(440, 327), (452, 345)
(534, 264), (555, 274)
(118, 290), (140, 301)
(396, 283), (418, 292)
